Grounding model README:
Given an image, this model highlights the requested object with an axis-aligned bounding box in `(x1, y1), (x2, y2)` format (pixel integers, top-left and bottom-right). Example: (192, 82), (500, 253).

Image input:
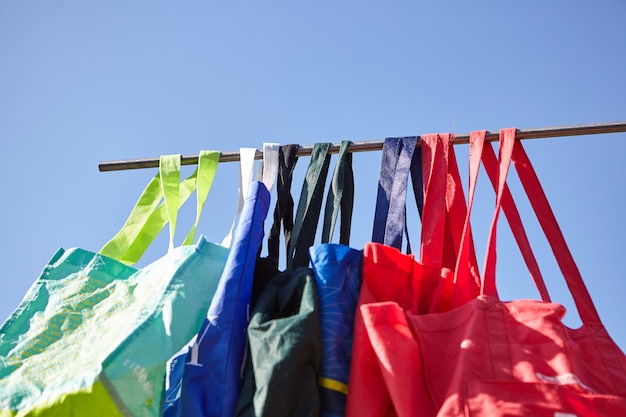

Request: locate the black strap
(267, 144), (300, 267)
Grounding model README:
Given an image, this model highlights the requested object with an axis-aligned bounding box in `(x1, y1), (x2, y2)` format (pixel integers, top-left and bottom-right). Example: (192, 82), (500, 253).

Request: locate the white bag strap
(222, 148), (257, 247)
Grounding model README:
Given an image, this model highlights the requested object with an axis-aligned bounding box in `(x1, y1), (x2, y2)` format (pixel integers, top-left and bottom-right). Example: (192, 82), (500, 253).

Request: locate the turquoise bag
(0, 152), (229, 416)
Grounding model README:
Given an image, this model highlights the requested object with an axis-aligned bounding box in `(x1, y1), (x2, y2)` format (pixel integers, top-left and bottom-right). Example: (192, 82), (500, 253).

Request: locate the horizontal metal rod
(98, 121), (626, 172)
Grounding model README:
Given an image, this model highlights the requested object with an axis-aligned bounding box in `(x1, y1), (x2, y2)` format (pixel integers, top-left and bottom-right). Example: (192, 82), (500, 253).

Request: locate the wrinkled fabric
(164, 181), (270, 417)
(359, 129), (626, 417)
(310, 244), (362, 417)
(235, 267), (321, 417)
(0, 238), (229, 416)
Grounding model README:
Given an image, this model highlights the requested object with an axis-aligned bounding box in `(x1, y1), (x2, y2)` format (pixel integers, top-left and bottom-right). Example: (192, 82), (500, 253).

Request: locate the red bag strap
(455, 130), (551, 303)
(421, 133), (481, 308)
(479, 141), (551, 302)
(420, 133), (449, 268)
(482, 128), (601, 324)
(510, 136), (602, 324)
(444, 136), (482, 307)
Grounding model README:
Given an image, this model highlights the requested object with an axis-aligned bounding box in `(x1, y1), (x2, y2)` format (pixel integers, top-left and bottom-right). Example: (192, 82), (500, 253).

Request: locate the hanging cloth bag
(308, 140), (362, 417)
(364, 129), (626, 416)
(0, 152), (230, 417)
(357, 130), (551, 417)
(236, 142), (351, 417)
(346, 134), (479, 417)
(163, 144), (277, 417)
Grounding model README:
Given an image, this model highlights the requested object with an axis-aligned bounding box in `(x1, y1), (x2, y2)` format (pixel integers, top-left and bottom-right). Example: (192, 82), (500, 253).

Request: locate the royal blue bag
(164, 144), (275, 417)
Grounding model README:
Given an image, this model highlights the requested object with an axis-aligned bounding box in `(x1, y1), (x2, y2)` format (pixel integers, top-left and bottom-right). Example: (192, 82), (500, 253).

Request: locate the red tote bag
(364, 128), (626, 416)
(346, 134), (481, 417)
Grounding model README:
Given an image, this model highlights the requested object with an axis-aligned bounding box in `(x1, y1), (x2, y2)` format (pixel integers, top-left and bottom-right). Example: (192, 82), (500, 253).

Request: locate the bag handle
(419, 133), (482, 312)
(222, 148), (257, 247)
(267, 144), (300, 266)
(420, 134), (480, 275)
(371, 136), (422, 253)
(258, 143), (280, 193)
(182, 150), (220, 246)
(507, 132), (600, 323)
(321, 140), (355, 245)
(479, 135), (550, 302)
(253, 142), (280, 260)
(288, 142), (332, 268)
(160, 154), (181, 251)
(455, 131), (550, 304)
(100, 151), (220, 264)
(478, 129), (600, 324)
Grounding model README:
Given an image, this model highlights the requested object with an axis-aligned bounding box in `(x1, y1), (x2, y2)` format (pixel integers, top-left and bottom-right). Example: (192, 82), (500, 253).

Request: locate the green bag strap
(100, 151), (219, 264)
(183, 150), (219, 245)
(321, 140), (354, 245)
(99, 173), (164, 260)
(159, 154), (181, 251)
(288, 142), (332, 268)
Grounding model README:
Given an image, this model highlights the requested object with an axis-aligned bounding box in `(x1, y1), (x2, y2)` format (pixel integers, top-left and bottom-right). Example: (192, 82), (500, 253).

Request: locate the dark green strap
(321, 141), (354, 245)
(288, 143), (332, 268)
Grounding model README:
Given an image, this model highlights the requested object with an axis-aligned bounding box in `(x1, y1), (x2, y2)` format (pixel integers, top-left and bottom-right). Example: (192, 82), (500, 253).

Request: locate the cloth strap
(371, 136), (423, 253)
(222, 148), (257, 247)
(289, 143), (332, 268)
(100, 151), (219, 264)
(288, 141), (355, 268)
(470, 128), (601, 325)
(321, 140), (355, 245)
(267, 144), (300, 266)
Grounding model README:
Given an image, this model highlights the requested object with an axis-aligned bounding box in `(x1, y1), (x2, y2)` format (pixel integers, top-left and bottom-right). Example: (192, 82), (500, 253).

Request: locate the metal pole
(98, 121), (626, 172)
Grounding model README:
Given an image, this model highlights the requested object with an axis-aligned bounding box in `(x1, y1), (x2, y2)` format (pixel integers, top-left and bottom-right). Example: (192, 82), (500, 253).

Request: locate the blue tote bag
(164, 144), (277, 417)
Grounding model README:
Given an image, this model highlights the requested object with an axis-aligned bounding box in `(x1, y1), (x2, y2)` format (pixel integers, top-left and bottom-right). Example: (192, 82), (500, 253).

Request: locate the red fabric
(346, 134), (478, 417)
(356, 128), (626, 416)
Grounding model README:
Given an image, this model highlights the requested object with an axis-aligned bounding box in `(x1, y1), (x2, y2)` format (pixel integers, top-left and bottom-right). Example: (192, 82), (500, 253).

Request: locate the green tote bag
(0, 151), (229, 417)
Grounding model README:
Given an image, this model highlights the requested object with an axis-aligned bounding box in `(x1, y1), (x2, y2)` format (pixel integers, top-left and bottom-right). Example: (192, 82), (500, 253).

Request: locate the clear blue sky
(1, 1), (625, 352)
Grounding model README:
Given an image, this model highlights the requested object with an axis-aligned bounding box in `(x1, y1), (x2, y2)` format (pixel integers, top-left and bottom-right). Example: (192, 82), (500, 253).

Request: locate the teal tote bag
(0, 152), (229, 417)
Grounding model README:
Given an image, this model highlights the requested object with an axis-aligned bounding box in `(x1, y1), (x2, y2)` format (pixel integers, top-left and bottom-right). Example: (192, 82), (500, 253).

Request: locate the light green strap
(183, 150), (219, 245)
(110, 173), (197, 265)
(160, 155), (181, 251)
(99, 174), (163, 261)
(101, 152), (218, 265)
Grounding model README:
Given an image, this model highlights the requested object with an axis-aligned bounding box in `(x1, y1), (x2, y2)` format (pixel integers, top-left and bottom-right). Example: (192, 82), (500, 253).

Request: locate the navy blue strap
(372, 136), (423, 253)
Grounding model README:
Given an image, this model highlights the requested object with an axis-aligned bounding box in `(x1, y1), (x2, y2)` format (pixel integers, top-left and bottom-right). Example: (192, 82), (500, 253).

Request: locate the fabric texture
(236, 267), (322, 417)
(163, 181), (271, 417)
(237, 141), (357, 417)
(253, 144), (300, 307)
(346, 136), (431, 417)
(347, 134), (482, 417)
(310, 244), (361, 417)
(0, 154), (229, 417)
(310, 140), (362, 417)
(360, 129), (626, 416)
(235, 144), (330, 417)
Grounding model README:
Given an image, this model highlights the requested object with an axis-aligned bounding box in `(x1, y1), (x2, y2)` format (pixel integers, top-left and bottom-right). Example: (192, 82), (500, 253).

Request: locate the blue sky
(1, 1), (626, 353)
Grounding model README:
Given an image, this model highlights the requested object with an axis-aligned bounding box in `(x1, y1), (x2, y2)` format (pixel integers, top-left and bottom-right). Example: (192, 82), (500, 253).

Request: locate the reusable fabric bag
(346, 135), (478, 417)
(0, 152), (229, 416)
(359, 131), (552, 417)
(163, 145), (277, 417)
(362, 129), (626, 416)
(236, 141), (355, 417)
(308, 140), (362, 417)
